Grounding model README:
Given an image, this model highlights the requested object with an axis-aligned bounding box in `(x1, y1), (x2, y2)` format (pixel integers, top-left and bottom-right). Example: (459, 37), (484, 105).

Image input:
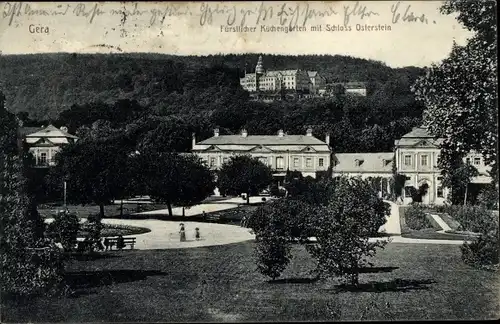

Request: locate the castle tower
(255, 55), (264, 93)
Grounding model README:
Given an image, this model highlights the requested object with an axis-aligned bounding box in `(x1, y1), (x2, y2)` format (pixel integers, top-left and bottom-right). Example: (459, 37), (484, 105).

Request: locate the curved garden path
(45, 197), (468, 250)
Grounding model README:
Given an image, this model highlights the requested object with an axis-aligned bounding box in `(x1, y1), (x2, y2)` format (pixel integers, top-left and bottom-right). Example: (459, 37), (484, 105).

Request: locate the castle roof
(332, 153), (394, 173)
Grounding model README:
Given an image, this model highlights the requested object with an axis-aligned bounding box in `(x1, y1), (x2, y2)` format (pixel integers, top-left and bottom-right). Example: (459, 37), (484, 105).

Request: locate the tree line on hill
(9, 58), (425, 155)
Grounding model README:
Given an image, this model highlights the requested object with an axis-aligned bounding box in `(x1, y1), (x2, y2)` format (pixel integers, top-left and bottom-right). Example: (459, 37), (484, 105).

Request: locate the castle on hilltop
(239, 56), (326, 97)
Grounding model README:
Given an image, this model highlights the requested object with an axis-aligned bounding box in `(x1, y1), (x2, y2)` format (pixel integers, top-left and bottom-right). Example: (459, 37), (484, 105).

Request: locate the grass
(2, 242), (499, 322)
(38, 203), (171, 219)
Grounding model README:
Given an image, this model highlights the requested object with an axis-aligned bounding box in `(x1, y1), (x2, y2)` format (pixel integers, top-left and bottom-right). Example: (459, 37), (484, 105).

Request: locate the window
(40, 153), (47, 165)
(404, 155), (412, 166)
(420, 155), (428, 166)
(210, 157), (216, 167)
(318, 158), (324, 167)
(276, 157), (284, 169)
(474, 157), (481, 166)
(306, 158), (312, 168)
(465, 157), (471, 164)
(437, 187), (444, 198)
(293, 157), (300, 168)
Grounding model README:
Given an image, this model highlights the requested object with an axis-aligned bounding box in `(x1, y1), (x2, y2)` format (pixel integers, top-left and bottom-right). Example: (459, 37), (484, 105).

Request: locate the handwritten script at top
(2, 1), (432, 28)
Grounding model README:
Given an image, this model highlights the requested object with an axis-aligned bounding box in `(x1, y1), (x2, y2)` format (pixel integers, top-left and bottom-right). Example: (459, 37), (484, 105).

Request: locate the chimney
(241, 129), (248, 137)
(277, 129), (284, 137)
(325, 133), (330, 145)
(306, 128), (313, 136)
(192, 133), (196, 149)
(214, 128), (220, 137)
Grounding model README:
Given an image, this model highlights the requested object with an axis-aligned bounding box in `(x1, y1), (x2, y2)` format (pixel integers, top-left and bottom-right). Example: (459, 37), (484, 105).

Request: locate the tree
(135, 152), (215, 217)
(307, 177), (389, 286)
(51, 139), (130, 218)
(137, 117), (193, 153)
(441, 160), (479, 205)
(246, 199), (314, 280)
(0, 104), (64, 296)
(217, 155), (273, 204)
(412, 1), (497, 185)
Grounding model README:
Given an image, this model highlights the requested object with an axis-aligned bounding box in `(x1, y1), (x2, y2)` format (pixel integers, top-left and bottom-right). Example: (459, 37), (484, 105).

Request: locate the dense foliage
(246, 176), (389, 286)
(0, 102), (64, 297)
(2, 53), (425, 154)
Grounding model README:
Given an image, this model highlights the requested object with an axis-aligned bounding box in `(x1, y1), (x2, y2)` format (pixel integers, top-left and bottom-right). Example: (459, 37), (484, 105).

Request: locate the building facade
(330, 127), (492, 205)
(21, 124), (78, 167)
(394, 127), (491, 205)
(240, 56), (312, 93)
(308, 71), (327, 94)
(191, 128), (332, 180)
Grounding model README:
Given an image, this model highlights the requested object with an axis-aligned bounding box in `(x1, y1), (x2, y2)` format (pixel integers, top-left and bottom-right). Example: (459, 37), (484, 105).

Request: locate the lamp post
(63, 180), (67, 210)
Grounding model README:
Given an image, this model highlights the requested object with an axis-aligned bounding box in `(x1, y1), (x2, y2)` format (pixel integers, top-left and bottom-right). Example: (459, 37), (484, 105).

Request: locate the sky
(0, 1), (474, 68)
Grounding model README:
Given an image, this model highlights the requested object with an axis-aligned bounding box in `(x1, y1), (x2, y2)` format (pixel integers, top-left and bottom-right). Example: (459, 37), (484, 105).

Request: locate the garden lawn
(2, 242), (499, 322)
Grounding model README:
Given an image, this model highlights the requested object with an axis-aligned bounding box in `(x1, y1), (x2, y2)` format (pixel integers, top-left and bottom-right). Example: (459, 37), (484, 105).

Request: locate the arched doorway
(417, 179), (431, 205)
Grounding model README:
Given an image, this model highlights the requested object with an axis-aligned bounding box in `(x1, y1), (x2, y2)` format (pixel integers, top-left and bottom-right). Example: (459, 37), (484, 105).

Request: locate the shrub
(461, 224), (499, 268)
(307, 177), (389, 286)
(47, 211), (80, 251)
(79, 213), (103, 252)
(1, 240), (66, 298)
(254, 233), (292, 280)
(477, 186), (499, 210)
(404, 204), (433, 230)
(448, 205), (495, 233)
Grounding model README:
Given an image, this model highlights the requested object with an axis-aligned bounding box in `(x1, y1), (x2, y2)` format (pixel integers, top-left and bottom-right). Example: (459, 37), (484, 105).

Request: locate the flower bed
(78, 224), (150, 238)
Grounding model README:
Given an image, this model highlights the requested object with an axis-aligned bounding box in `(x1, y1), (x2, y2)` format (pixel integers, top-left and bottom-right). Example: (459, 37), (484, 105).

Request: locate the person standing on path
(179, 223), (186, 242)
(195, 227), (201, 240)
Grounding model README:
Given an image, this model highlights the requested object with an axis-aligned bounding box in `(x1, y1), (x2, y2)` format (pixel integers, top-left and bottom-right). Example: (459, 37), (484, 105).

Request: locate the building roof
(25, 124), (78, 139)
(266, 70), (299, 77)
(332, 153), (394, 173)
(197, 135), (327, 146)
(344, 82), (366, 89)
(395, 126), (443, 147)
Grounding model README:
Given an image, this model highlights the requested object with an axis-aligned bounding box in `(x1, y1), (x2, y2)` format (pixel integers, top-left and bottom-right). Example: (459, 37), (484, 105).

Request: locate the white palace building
(192, 126), (492, 205)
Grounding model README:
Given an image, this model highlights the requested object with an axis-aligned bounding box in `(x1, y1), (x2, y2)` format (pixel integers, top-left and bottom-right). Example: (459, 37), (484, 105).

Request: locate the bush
(477, 186), (499, 210)
(1, 243), (65, 297)
(46, 211), (80, 251)
(404, 204), (433, 230)
(448, 205), (495, 233)
(79, 213), (103, 252)
(254, 233), (292, 280)
(461, 224), (499, 268)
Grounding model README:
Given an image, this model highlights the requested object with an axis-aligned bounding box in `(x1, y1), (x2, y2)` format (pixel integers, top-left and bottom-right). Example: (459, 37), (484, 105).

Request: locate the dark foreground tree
(307, 177), (390, 286)
(0, 103), (64, 297)
(135, 152), (215, 217)
(441, 160), (479, 205)
(50, 139), (130, 218)
(412, 0), (498, 184)
(217, 155), (273, 204)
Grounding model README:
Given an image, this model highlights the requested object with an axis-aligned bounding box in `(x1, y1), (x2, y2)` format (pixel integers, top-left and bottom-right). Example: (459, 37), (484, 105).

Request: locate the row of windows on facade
(204, 156), (325, 168)
(402, 154), (482, 167)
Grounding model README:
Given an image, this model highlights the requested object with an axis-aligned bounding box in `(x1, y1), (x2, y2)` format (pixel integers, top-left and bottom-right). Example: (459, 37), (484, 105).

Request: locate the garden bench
(105, 237), (136, 250)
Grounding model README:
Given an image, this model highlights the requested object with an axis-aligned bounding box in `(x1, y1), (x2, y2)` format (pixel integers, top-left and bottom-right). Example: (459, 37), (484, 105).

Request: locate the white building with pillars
(394, 126), (492, 205)
(21, 124), (78, 167)
(191, 128), (332, 182)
